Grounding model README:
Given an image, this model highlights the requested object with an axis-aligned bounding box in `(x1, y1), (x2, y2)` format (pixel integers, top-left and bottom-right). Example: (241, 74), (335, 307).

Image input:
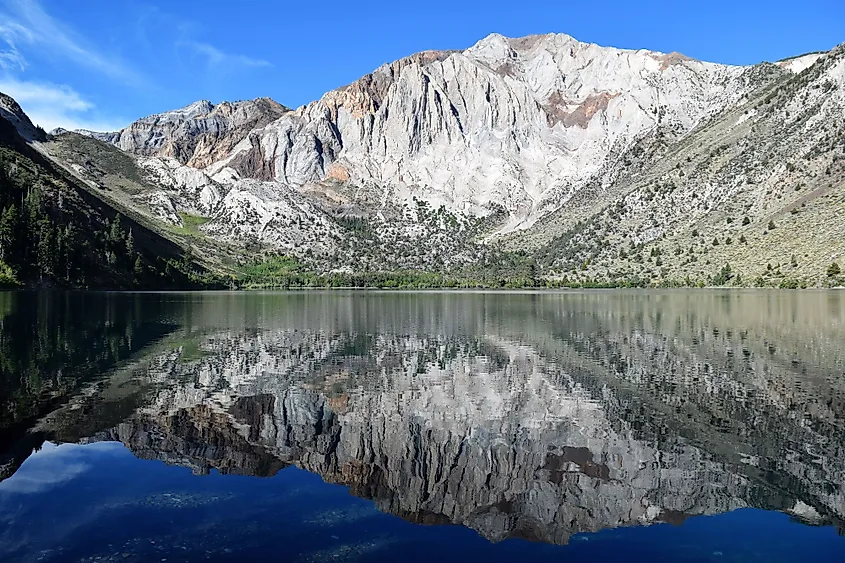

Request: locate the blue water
(1, 442), (842, 562)
(2, 291), (845, 562)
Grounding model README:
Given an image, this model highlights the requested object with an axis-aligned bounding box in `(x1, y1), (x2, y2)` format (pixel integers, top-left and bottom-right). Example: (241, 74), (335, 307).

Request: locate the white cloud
(0, 442), (125, 494)
(0, 48), (25, 72)
(0, 77), (128, 131)
(0, 22), (31, 71)
(0, 1), (137, 132)
(0, 0), (142, 84)
(180, 40), (272, 70)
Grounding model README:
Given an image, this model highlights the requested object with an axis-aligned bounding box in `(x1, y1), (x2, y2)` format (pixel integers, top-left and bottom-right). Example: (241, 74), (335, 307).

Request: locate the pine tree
(180, 246), (195, 273)
(55, 224), (66, 280)
(0, 204), (19, 262)
(109, 214), (123, 244)
(62, 224), (78, 281)
(125, 228), (134, 257)
(133, 255), (144, 279)
(22, 189), (42, 265)
(37, 219), (56, 277)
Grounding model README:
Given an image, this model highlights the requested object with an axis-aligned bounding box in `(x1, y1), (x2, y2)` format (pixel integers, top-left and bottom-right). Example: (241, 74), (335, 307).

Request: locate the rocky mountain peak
(115, 96), (290, 168)
(0, 92), (46, 142)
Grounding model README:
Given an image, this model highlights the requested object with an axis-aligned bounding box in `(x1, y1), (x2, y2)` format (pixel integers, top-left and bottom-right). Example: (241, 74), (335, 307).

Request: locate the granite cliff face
(106, 34), (755, 229)
(115, 98), (289, 169)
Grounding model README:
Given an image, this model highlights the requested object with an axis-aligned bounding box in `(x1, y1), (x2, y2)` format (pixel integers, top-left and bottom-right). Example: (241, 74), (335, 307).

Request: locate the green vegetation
(237, 254), (542, 290)
(0, 260), (18, 287)
(778, 278), (803, 289)
(711, 263), (734, 286)
(236, 254), (820, 290)
(176, 212), (211, 235)
(239, 256), (304, 286)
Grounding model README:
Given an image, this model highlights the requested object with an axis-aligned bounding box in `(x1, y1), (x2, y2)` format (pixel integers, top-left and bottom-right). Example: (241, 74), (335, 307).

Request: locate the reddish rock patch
(652, 51), (693, 71)
(325, 162), (350, 182)
(544, 91), (619, 128)
(508, 34), (549, 51)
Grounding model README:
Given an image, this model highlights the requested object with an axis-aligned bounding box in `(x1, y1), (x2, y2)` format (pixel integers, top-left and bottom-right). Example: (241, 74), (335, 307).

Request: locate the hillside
(527, 45), (845, 288)
(0, 96), (208, 289)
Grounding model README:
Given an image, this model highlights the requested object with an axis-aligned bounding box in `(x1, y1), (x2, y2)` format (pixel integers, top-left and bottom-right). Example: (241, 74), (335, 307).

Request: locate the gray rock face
(208, 34), (752, 228)
(107, 34), (763, 231)
(0, 92), (45, 141)
(116, 97), (289, 169)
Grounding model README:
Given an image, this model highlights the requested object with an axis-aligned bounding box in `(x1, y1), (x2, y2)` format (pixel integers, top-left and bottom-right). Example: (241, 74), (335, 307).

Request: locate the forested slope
(0, 113), (208, 289)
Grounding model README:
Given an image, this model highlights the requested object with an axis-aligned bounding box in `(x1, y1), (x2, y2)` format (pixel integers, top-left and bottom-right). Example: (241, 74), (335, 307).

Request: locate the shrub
(712, 263), (733, 285)
(0, 261), (19, 287)
(828, 262), (841, 277)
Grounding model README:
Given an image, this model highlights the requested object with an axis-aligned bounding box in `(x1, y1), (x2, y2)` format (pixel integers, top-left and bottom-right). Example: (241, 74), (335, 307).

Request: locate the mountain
(528, 44), (845, 287)
(112, 35), (755, 226)
(10, 32), (845, 287)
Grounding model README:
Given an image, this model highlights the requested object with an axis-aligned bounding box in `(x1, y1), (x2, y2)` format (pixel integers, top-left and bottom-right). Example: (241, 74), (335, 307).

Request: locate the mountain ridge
(4, 31), (844, 288)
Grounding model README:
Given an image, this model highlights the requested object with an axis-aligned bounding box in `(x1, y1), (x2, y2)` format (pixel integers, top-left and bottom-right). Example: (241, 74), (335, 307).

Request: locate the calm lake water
(1, 290), (844, 562)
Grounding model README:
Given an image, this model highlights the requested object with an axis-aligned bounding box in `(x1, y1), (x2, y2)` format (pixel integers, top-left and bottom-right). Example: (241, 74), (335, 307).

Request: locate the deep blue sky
(0, 0), (843, 131)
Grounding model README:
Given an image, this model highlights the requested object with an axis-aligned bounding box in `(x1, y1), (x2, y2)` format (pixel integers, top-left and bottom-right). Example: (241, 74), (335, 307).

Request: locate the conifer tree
(125, 228), (134, 257)
(0, 204), (19, 262)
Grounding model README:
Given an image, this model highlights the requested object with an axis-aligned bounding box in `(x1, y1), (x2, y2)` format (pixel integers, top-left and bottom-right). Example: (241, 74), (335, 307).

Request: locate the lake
(1, 290), (844, 562)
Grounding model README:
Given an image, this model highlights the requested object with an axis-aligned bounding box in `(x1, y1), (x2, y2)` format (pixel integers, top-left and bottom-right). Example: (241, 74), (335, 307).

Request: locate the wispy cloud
(0, 0), (142, 84)
(0, 76), (128, 131)
(180, 40), (272, 71)
(0, 1), (272, 131)
(0, 22), (31, 71)
(0, 1), (135, 131)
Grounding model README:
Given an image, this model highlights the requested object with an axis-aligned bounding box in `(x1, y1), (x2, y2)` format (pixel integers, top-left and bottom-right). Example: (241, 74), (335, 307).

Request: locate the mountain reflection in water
(1, 290), (844, 560)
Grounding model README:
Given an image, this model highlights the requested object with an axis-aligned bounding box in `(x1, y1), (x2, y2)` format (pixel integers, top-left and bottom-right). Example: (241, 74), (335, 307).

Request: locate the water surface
(1, 290), (844, 561)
